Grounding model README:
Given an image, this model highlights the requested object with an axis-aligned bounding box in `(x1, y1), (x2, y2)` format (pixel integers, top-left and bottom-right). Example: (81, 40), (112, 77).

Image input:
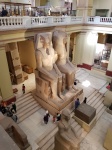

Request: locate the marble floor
(14, 68), (112, 150)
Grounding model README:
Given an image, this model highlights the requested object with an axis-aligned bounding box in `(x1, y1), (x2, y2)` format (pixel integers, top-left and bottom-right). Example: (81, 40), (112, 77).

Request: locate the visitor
(11, 102), (17, 113)
(106, 83), (110, 90)
(52, 116), (56, 123)
(56, 113), (61, 121)
(43, 110), (50, 124)
(11, 114), (18, 122)
(22, 84), (25, 94)
(6, 107), (13, 117)
(75, 98), (80, 109)
(83, 97), (87, 103)
(1, 7), (8, 17)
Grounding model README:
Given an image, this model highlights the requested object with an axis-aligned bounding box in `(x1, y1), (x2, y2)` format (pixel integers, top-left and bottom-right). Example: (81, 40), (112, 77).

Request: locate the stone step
(90, 94), (103, 107)
(18, 105), (41, 123)
(47, 143), (54, 150)
(74, 124), (82, 133)
(96, 106), (106, 121)
(41, 137), (54, 150)
(76, 127), (82, 138)
(37, 123), (57, 146)
(80, 130), (87, 142)
(71, 121), (78, 128)
(87, 90), (99, 102)
(18, 103), (40, 118)
(94, 97), (104, 110)
(16, 93), (32, 102)
(87, 92), (101, 105)
(38, 127), (58, 148)
(16, 95), (33, 106)
(17, 101), (39, 115)
(96, 104), (106, 115)
(17, 98), (35, 110)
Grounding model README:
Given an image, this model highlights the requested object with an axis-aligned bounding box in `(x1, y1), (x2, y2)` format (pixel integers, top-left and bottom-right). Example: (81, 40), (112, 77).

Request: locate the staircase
(16, 92), (41, 123)
(86, 90), (107, 121)
(71, 118), (87, 142)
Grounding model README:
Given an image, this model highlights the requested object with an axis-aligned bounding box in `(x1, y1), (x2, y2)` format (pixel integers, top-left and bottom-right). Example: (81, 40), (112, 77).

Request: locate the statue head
(61, 109), (70, 121)
(53, 30), (67, 45)
(35, 32), (52, 50)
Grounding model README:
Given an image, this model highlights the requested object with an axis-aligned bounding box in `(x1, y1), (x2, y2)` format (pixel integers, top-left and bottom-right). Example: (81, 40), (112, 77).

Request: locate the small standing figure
(22, 84), (25, 94)
(12, 114), (18, 122)
(43, 110), (50, 124)
(57, 113), (61, 121)
(11, 102), (17, 113)
(75, 98), (80, 109)
(83, 97), (87, 103)
(52, 116), (56, 123)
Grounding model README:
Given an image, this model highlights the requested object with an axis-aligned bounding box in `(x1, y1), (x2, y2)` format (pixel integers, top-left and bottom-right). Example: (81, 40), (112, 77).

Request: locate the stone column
(66, 33), (71, 59)
(0, 45), (15, 104)
(75, 32), (98, 69)
(106, 49), (112, 77)
(72, 33), (77, 64)
(76, 0), (93, 22)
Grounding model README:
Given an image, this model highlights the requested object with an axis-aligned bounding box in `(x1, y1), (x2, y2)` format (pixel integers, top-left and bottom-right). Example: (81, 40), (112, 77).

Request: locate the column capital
(67, 33), (72, 37)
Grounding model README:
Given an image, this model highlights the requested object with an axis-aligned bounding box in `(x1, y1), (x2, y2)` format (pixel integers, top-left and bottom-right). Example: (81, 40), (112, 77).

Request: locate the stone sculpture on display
(34, 31), (83, 115)
(55, 109), (80, 150)
(53, 30), (76, 91)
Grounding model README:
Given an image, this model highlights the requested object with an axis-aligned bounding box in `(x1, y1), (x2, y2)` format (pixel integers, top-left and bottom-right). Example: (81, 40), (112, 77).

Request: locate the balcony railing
(0, 16), (83, 30)
(0, 16), (112, 31)
(87, 16), (112, 25)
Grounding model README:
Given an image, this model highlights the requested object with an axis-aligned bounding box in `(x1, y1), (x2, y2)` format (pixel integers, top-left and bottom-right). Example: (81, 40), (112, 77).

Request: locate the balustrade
(0, 16), (112, 31)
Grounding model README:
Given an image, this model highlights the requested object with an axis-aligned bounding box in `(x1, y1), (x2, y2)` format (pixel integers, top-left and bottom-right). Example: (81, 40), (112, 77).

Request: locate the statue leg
(50, 79), (58, 99)
(58, 76), (65, 100)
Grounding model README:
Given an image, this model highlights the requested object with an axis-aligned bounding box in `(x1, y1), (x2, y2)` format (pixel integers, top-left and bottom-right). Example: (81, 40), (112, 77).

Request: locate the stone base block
(33, 88), (83, 116)
(73, 115), (96, 132)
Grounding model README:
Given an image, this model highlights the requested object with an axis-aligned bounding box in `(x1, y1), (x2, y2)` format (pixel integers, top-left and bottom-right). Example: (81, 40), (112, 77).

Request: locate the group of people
(43, 110), (61, 124)
(0, 101), (18, 122)
(75, 97), (87, 109)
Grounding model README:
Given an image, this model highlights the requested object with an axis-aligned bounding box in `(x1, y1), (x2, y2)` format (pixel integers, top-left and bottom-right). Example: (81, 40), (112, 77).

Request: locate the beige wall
(0, 48), (13, 101)
(92, 0), (112, 16)
(18, 40), (36, 71)
(35, 0), (40, 7)
(40, 0), (46, 6)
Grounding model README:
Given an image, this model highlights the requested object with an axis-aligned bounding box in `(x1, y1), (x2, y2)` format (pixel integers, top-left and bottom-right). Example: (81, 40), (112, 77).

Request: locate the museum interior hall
(1, 0), (112, 150)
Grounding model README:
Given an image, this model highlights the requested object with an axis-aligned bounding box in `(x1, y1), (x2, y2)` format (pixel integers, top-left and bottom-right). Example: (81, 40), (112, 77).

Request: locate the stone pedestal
(104, 125), (112, 150)
(104, 90), (112, 107)
(75, 103), (96, 124)
(74, 103), (96, 132)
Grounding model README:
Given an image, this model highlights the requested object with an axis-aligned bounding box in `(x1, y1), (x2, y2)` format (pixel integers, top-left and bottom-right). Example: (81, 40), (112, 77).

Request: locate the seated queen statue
(35, 32), (64, 102)
(53, 30), (76, 91)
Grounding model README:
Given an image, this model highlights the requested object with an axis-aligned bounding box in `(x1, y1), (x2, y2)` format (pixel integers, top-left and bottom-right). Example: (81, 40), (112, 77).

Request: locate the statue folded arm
(36, 51), (56, 81)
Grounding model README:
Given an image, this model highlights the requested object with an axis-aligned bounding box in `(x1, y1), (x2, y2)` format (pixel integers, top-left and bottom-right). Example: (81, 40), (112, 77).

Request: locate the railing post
(65, 16), (71, 23)
(23, 17), (31, 28)
(94, 16), (100, 24)
(47, 16), (53, 24)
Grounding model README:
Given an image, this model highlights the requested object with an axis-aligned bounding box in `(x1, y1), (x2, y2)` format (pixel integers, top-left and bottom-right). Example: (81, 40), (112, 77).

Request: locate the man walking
(22, 84), (25, 94)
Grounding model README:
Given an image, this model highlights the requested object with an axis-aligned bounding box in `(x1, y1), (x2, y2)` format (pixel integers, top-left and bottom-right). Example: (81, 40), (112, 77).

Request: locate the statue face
(40, 35), (50, 48)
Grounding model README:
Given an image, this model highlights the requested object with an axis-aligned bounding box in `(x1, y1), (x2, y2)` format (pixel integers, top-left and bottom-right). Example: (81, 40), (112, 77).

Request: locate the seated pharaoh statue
(35, 32), (64, 102)
(34, 32), (83, 115)
(55, 109), (80, 150)
(53, 30), (76, 91)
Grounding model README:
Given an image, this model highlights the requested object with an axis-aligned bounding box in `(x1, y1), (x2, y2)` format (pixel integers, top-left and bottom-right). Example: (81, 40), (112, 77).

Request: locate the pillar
(76, 0), (93, 22)
(75, 32), (98, 70)
(66, 33), (71, 59)
(0, 45), (15, 104)
(106, 49), (112, 77)
(72, 33), (77, 63)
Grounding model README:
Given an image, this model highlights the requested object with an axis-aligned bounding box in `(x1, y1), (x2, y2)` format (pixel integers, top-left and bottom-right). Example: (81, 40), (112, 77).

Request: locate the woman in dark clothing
(43, 111), (50, 124)
(83, 97), (87, 103)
